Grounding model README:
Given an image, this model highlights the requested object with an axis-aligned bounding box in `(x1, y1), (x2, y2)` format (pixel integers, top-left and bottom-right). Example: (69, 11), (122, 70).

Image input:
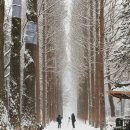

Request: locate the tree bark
(23, 0), (38, 128)
(0, 3), (7, 129)
(94, 0), (100, 127)
(99, 0), (106, 129)
(0, 0), (5, 103)
(90, 0), (95, 126)
(108, 75), (115, 116)
(9, 0), (21, 128)
(36, 2), (40, 125)
(43, 0), (47, 126)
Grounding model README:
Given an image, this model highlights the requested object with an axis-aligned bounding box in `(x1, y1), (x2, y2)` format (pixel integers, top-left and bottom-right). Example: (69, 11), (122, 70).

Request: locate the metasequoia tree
(94, 0), (100, 127)
(22, 0), (38, 128)
(107, 0), (130, 116)
(88, 0), (106, 128)
(0, 0), (5, 102)
(72, 0), (89, 122)
(37, 0), (44, 124)
(72, 0), (92, 123)
(42, 0), (47, 126)
(0, 0), (7, 129)
(99, 0), (105, 129)
(9, 0), (21, 129)
(4, 0), (11, 112)
(104, 0), (121, 117)
(42, 0), (64, 125)
(71, 0), (90, 125)
(104, 0), (129, 117)
(71, 0), (106, 129)
(89, 0), (99, 126)
(89, 0), (95, 125)
(112, 0), (130, 78)
(36, 0), (40, 125)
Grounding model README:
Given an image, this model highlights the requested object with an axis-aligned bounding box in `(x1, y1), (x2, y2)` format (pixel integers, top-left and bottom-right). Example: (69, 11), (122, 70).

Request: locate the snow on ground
(44, 119), (100, 130)
(113, 85), (130, 91)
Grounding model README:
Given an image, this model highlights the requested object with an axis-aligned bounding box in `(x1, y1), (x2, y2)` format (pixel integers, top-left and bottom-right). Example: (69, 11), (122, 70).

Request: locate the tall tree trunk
(94, 0), (100, 127)
(43, 0), (48, 126)
(0, 0), (5, 102)
(99, 0), (106, 129)
(106, 38), (115, 117)
(105, 0), (115, 117)
(9, 0), (21, 129)
(90, 0), (95, 126)
(108, 74), (115, 116)
(84, 4), (89, 122)
(88, 0), (94, 124)
(23, 0), (38, 128)
(0, 1), (7, 129)
(36, 2), (40, 125)
(84, 77), (88, 122)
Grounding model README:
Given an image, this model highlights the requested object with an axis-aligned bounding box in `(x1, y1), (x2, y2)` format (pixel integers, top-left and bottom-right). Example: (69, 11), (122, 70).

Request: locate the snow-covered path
(44, 120), (100, 130)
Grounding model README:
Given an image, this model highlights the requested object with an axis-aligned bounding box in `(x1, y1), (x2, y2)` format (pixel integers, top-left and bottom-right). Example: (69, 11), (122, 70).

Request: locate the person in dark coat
(39, 124), (44, 130)
(56, 115), (63, 128)
(37, 124), (44, 130)
(71, 113), (76, 128)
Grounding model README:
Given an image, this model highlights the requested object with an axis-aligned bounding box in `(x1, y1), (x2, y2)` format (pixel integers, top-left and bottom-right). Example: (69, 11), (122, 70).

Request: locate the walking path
(44, 119), (100, 130)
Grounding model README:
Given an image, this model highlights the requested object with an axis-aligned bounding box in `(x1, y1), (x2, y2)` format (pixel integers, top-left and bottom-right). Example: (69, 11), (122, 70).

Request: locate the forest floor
(44, 119), (100, 130)
(44, 118), (115, 130)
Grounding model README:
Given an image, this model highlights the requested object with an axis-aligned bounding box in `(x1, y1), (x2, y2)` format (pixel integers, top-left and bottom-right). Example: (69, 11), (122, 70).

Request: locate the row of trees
(1, 0), (65, 129)
(69, 0), (130, 129)
(70, 0), (105, 129)
(0, 0), (130, 130)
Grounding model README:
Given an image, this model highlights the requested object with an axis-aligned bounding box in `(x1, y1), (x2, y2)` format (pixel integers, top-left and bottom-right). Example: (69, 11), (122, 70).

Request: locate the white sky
(64, 0), (73, 63)
(63, 0), (78, 119)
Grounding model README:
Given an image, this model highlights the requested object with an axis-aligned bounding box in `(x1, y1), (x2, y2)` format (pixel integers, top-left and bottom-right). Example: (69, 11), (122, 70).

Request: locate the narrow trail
(44, 119), (100, 130)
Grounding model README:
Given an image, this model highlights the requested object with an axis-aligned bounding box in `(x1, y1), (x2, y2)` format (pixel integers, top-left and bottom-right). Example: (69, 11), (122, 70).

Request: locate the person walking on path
(37, 124), (44, 130)
(56, 115), (63, 128)
(39, 124), (44, 130)
(71, 113), (76, 128)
